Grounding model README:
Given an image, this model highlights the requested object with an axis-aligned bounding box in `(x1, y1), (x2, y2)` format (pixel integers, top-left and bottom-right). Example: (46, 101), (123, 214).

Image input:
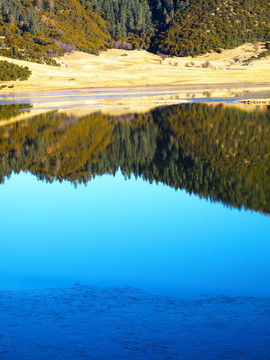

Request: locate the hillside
(156, 0), (270, 56)
(88, 0), (270, 56)
(0, 0), (269, 65)
(0, 0), (111, 65)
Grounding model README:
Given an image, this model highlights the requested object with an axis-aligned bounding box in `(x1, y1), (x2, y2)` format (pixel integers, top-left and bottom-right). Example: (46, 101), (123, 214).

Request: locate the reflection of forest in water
(0, 103), (270, 214)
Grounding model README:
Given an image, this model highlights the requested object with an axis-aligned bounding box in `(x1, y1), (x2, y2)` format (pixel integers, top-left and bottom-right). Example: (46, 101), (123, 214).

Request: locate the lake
(0, 92), (269, 359)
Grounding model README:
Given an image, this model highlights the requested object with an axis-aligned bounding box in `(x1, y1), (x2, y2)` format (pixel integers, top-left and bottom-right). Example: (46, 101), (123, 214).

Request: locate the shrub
(53, 40), (76, 53)
(120, 41), (133, 50)
(202, 60), (211, 68)
(0, 61), (31, 81)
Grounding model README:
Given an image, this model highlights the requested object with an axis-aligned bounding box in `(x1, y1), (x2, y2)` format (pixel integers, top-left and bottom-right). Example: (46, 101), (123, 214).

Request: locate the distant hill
(86, 0), (270, 56)
(0, 0), (112, 65)
(155, 0), (270, 56)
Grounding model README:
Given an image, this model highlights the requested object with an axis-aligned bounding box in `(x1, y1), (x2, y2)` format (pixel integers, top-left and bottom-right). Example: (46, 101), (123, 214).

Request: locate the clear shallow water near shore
(0, 98), (270, 358)
(1, 285), (270, 360)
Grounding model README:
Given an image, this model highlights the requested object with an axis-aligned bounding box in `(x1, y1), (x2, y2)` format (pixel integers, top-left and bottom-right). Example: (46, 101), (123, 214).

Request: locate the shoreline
(1, 82), (270, 104)
(1, 81), (270, 92)
(0, 87), (269, 124)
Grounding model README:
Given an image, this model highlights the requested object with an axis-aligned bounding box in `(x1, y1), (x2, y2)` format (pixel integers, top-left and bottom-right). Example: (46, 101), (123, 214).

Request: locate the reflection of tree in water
(0, 103), (269, 213)
(0, 104), (32, 121)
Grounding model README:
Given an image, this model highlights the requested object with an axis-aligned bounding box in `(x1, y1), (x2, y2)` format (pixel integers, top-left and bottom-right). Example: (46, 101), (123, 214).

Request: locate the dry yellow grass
(0, 43), (269, 98)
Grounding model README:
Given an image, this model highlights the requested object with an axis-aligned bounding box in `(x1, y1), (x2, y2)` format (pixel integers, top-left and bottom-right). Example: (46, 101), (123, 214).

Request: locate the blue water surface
(1, 94), (270, 359)
(0, 171), (269, 298)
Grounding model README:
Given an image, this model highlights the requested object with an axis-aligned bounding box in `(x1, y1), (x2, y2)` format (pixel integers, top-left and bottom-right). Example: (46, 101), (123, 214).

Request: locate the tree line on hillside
(88, 0), (188, 49)
(0, 103), (269, 213)
(89, 0), (153, 48)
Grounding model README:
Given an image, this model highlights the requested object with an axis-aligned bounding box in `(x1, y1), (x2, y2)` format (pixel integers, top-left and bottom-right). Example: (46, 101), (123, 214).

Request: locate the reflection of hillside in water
(0, 103), (270, 213)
